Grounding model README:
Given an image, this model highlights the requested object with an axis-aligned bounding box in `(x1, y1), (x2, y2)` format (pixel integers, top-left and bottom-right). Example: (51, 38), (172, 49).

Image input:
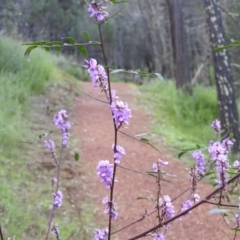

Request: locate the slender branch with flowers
(20, 1), (240, 240)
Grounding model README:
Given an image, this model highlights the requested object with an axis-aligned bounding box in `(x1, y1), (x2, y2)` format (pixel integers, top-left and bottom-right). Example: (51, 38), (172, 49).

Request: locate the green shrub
(140, 80), (218, 149)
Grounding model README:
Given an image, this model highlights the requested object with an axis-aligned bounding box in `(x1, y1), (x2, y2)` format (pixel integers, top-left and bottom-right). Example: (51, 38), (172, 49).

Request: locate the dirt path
(73, 82), (234, 240)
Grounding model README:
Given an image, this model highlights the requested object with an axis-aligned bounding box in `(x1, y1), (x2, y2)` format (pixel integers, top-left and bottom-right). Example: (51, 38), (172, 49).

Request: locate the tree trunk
(204, 0), (240, 153)
(166, 0), (191, 92)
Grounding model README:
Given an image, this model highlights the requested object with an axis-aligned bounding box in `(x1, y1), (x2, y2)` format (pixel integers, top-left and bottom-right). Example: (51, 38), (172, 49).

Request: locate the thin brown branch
(0, 227), (4, 240)
(128, 171), (240, 239)
(77, 87), (108, 104)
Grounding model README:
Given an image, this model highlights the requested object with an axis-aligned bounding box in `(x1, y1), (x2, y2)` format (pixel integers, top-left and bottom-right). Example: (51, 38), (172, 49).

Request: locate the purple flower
(192, 150), (205, 175)
(153, 159), (168, 172)
(53, 191), (63, 207)
(233, 160), (240, 168)
(94, 228), (108, 240)
(53, 109), (68, 128)
(193, 193), (200, 202)
(222, 138), (234, 152)
(112, 144), (125, 164)
(111, 90), (119, 100)
(159, 195), (174, 219)
(84, 58), (98, 76)
(208, 135), (234, 188)
(181, 200), (193, 212)
(211, 119), (221, 133)
(208, 141), (226, 160)
(53, 110), (71, 146)
(88, 1), (108, 22)
(179, 199), (193, 220)
(44, 139), (55, 151)
(102, 196), (118, 220)
(84, 59), (108, 90)
(215, 154), (230, 188)
(235, 214), (240, 228)
(96, 160), (114, 189)
(110, 101), (132, 127)
(152, 233), (165, 240)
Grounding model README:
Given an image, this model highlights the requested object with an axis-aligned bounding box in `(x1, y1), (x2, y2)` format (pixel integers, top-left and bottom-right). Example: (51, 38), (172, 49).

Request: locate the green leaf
(136, 197), (153, 201)
(83, 31), (91, 41)
(231, 228), (240, 232)
(24, 46), (38, 59)
(115, 0), (129, 2)
(137, 71), (148, 76)
(178, 145), (201, 159)
(140, 138), (149, 143)
(231, 39), (240, 44)
(44, 47), (50, 51)
(147, 142), (159, 152)
(50, 41), (63, 45)
(104, 65), (116, 69)
(178, 150), (189, 159)
(89, 41), (101, 44)
(61, 37), (76, 43)
(213, 45), (235, 51)
(145, 172), (171, 182)
(154, 73), (165, 81)
(209, 209), (229, 214)
(111, 69), (125, 74)
(204, 171), (214, 176)
(109, 0), (116, 3)
(74, 152), (80, 161)
(55, 46), (61, 51)
(231, 192), (240, 196)
(77, 45), (88, 57)
(22, 41), (48, 46)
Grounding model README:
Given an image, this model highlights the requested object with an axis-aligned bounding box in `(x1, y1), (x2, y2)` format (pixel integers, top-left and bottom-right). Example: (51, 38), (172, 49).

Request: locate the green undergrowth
(0, 37), (61, 154)
(0, 37), (94, 239)
(140, 80), (219, 150)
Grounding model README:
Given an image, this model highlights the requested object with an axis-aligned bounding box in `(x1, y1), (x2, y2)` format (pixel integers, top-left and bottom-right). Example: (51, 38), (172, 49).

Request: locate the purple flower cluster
(112, 144), (126, 164)
(96, 160), (114, 189)
(179, 199), (193, 220)
(235, 214), (240, 228)
(44, 139), (55, 152)
(53, 191), (63, 207)
(88, 1), (108, 22)
(152, 233), (165, 240)
(159, 195), (174, 219)
(181, 200), (193, 212)
(211, 119), (221, 133)
(192, 150), (205, 175)
(153, 159), (168, 172)
(102, 196), (118, 220)
(53, 110), (71, 146)
(208, 138), (233, 188)
(84, 58), (108, 90)
(110, 100), (132, 127)
(94, 228), (108, 240)
(222, 138), (234, 151)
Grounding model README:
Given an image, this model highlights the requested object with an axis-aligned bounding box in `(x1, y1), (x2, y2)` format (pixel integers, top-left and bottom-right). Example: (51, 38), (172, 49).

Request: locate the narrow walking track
(73, 82), (233, 240)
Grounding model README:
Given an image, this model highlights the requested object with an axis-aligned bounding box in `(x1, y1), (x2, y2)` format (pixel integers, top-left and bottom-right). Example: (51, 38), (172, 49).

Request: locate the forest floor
(71, 82), (236, 240)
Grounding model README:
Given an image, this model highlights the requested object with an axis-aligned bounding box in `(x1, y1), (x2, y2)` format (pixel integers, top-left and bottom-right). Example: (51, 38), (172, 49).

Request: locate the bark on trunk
(204, 0), (240, 153)
(166, 0), (191, 92)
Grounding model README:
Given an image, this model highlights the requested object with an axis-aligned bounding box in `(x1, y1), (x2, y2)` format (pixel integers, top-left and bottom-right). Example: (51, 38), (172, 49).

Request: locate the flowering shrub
(19, 1), (240, 240)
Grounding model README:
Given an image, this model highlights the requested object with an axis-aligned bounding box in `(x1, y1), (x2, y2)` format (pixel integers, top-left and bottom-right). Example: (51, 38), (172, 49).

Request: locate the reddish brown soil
(73, 82), (235, 240)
